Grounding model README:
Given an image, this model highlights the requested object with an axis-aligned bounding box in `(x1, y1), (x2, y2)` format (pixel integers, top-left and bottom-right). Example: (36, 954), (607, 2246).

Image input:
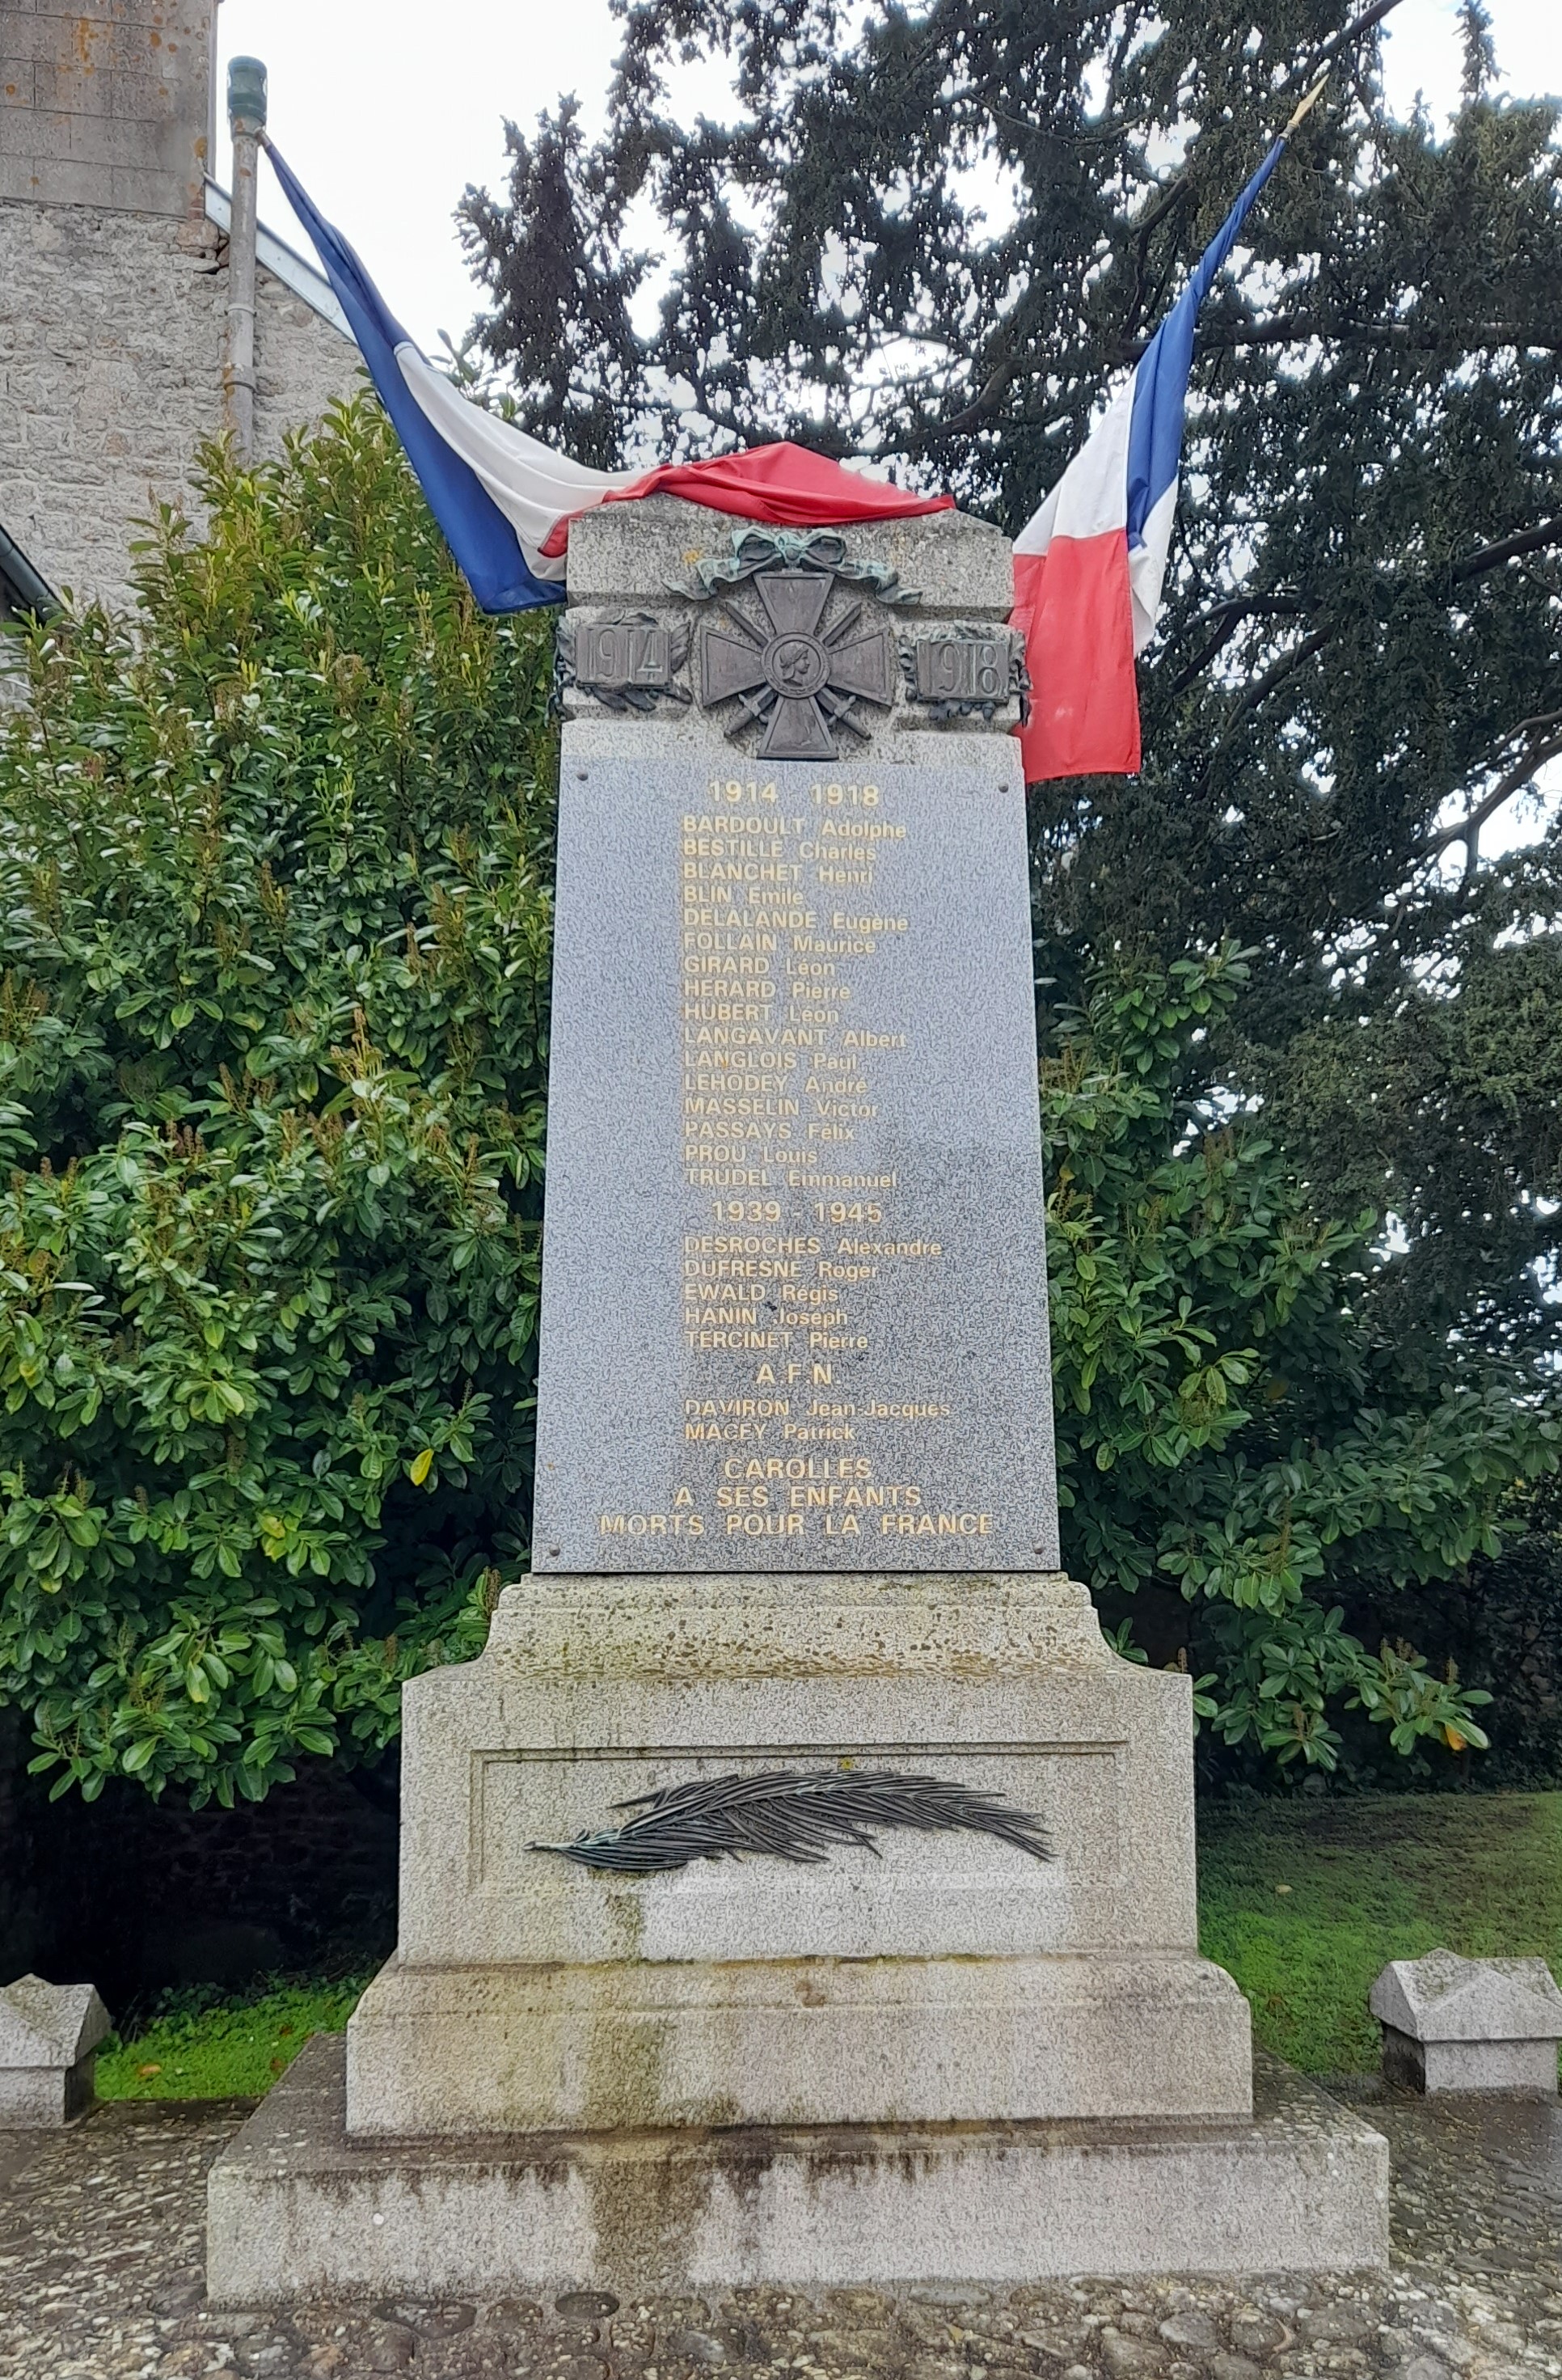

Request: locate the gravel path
(0, 2078), (1558, 2380)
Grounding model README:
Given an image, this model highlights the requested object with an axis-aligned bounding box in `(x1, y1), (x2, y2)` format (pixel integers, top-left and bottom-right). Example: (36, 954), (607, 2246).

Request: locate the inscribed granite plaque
(531, 759), (1058, 1572)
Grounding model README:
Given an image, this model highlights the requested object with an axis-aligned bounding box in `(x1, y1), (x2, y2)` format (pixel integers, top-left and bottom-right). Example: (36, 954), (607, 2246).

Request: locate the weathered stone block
(15, 154), (109, 208)
(0, 1972), (111, 2127)
(559, 498), (1020, 758)
(207, 2036), (1390, 2305)
(350, 1950), (1252, 2137)
(344, 1571), (1250, 2137)
(1370, 1947), (1562, 2094)
(567, 493), (1014, 619)
(2, 0), (213, 218)
(0, 60), (39, 109)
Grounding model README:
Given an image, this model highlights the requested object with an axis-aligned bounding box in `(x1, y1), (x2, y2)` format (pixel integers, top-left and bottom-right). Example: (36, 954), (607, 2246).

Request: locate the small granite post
(0, 1974), (111, 2127)
(208, 497), (1388, 2300)
(1371, 1949), (1562, 2094)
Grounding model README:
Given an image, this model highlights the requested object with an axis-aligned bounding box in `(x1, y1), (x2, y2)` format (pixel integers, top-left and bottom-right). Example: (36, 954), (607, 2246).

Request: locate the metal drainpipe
(226, 56), (268, 463)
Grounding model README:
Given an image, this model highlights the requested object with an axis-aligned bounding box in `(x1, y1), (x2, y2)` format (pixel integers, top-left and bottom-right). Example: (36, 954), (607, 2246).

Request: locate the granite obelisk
(532, 531), (1055, 1574)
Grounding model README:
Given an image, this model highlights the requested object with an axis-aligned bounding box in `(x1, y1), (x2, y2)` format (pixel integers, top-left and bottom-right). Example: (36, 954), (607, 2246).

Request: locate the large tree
(1042, 945), (1555, 1773)
(458, 0), (1562, 1375)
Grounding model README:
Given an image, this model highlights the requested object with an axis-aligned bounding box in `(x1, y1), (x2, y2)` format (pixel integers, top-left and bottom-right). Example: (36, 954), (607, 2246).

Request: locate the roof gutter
(204, 178), (351, 340)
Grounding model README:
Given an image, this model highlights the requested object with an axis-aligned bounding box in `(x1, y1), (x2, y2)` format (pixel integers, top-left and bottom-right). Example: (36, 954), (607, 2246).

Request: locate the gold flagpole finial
(1281, 70), (1332, 140)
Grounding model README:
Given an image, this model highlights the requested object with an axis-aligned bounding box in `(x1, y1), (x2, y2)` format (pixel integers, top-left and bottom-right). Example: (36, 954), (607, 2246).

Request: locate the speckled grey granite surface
(530, 758), (1058, 1575)
(1, 2081), (1559, 2380)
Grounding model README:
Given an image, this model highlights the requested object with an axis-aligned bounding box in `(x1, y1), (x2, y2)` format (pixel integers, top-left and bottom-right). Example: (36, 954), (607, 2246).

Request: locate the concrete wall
(0, 0), (215, 218)
(0, 194), (359, 608)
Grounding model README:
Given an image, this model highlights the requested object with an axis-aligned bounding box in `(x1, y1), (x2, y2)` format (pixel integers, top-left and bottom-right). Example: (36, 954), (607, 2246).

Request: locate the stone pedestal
(346, 1572), (1248, 2136)
(208, 1573), (1390, 2297)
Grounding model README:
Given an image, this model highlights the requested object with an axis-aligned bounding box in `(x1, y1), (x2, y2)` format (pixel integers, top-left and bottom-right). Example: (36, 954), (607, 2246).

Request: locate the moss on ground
(1199, 1790), (1562, 2073)
(95, 1792), (1562, 2096)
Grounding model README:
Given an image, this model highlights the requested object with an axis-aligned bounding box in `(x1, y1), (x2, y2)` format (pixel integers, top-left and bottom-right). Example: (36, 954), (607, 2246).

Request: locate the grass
(94, 1791), (1562, 2097)
(96, 1975), (367, 2101)
(1199, 1789), (1562, 2074)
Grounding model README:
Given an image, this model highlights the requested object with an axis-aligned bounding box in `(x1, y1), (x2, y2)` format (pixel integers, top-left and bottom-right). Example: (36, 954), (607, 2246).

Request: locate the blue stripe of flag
(1125, 140), (1285, 550)
(264, 143), (563, 613)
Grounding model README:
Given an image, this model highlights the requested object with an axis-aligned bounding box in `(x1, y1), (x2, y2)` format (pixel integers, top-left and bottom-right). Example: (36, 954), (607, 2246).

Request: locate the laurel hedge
(1, 403), (555, 1805)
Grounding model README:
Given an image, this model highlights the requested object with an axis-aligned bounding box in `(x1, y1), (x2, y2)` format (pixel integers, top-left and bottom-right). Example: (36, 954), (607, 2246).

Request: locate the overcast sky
(216, 0), (1560, 358)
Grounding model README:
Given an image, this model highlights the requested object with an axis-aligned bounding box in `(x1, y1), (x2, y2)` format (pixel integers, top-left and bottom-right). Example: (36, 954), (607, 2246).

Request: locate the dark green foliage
(460, 0), (1562, 1366)
(0, 401), (556, 1806)
(1359, 1477), (1562, 1787)
(1045, 947), (1556, 1768)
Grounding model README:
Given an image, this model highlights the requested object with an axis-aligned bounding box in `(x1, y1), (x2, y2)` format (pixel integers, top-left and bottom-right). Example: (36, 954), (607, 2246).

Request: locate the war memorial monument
(206, 492), (1389, 2301)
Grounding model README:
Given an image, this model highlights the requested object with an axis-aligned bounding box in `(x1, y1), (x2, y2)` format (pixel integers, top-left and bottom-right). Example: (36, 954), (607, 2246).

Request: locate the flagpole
(226, 57), (268, 467)
(1280, 73), (1332, 142)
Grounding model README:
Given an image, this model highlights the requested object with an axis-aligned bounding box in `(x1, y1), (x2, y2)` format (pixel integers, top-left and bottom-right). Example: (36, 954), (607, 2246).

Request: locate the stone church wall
(10, 1755), (399, 2009)
(0, 0), (360, 612)
(0, 194), (358, 612)
(0, 0), (216, 220)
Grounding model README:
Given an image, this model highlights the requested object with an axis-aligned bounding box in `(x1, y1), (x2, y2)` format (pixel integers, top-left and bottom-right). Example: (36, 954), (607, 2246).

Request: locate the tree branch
(1449, 522), (1562, 584)
(1217, 627), (1331, 739)
(1125, 314), (1555, 361)
(1134, 177), (1190, 243)
(935, 358), (1025, 439)
(1425, 734), (1562, 859)
(1297, 0), (1408, 82)
(1168, 595), (1311, 697)
(1163, 518), (1559, 719)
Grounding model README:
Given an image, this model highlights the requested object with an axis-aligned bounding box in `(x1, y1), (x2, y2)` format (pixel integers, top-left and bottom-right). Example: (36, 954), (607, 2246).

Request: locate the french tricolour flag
(264, 144), (953, 613)
(1013, 141), (1286, 783)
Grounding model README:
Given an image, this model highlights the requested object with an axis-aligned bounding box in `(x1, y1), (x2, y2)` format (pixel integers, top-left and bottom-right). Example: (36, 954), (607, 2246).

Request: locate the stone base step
(207, 2036), (1389, 2305)
(345, 1949), (1253, 2134)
